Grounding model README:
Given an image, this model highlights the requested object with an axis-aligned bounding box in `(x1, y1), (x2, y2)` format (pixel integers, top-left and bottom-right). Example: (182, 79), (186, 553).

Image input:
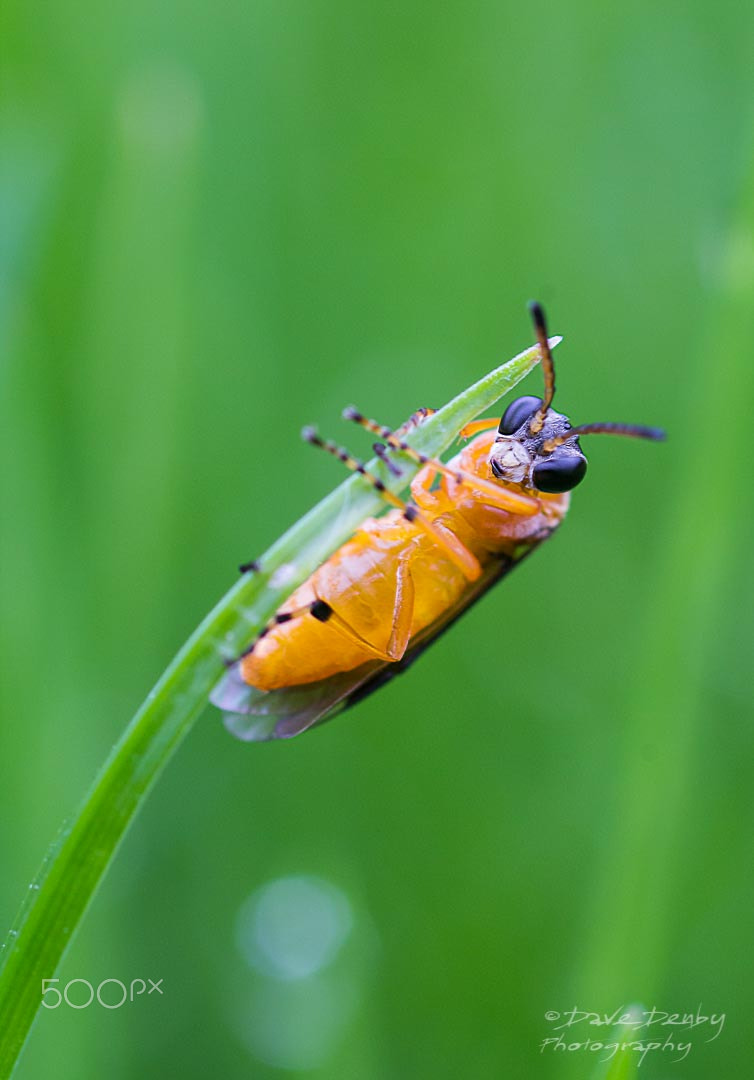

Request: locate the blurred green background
(2, 2), (754, 1077)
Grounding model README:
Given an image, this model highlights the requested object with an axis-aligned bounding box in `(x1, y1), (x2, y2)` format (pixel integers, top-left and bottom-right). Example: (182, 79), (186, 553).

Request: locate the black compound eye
(498, 395), (543, 435)
(532, 453), (587, 493)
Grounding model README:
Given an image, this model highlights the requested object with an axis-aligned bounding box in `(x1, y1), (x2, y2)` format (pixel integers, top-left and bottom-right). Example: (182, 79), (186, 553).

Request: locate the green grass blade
(0, 335), (555, 1077)
(590, 1003), (645, 1080)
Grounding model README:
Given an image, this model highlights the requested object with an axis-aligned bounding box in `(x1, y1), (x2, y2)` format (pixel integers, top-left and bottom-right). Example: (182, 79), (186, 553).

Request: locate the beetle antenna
(543, 422), (666, 452)
(527, 301), (555, 435)
(373, 442), (404, 477)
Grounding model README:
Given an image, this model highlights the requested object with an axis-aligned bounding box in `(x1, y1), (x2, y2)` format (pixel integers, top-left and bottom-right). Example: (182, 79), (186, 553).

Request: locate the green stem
(0, 337), (552, 1076)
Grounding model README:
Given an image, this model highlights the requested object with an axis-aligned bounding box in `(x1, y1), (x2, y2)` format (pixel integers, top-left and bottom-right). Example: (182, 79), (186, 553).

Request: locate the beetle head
(488, 302), (665, 495)
(490, 396), (587, 493)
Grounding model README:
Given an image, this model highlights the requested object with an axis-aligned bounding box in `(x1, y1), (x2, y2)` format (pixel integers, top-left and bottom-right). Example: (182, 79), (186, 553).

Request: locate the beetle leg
(405, 461), (446, 514)
(385, 552), (415, 661)
(237, 414), (438, 579)
(301, 426), (482, 580)
(391, 406), (435, 437)
(372, 442), (404, 477)
(327, 551), (415, 661)
(238, 559), (261, 575)
(322, 554), (415, 662)
(341, 407), (538, 517)
(458, 418), (499, 439)
(373, 448), (452, 516)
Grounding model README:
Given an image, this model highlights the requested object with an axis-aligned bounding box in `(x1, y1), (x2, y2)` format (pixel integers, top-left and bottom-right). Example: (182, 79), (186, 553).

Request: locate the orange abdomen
(241, 511), (472, 691)
(241, 433), (569, 693)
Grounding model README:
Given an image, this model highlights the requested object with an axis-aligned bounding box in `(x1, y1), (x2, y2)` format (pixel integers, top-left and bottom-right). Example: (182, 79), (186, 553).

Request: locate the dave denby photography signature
(540, 1005), (726, 1067)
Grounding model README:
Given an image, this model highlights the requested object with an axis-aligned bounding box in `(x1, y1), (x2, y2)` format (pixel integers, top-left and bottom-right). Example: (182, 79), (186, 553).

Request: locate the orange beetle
(212, 303), (664, 740)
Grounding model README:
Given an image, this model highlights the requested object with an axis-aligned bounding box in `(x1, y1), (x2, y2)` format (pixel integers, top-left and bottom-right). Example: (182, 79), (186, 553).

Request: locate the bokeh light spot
(236, 874), (354, 981)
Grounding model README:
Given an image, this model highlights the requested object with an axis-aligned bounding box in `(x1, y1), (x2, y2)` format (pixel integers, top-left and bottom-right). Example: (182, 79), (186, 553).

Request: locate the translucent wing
(211, 658), (385, 741)
(212, 546), (536, 742)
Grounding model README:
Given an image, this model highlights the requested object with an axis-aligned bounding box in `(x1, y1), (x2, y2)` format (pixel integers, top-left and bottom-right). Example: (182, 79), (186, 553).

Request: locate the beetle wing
(211, 657), (385, 741)
(212, 546), (538, 741)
